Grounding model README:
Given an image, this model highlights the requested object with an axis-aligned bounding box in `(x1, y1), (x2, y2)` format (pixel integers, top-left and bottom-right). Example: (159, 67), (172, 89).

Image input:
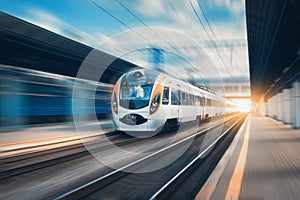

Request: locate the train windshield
(119, 70), (158, 109)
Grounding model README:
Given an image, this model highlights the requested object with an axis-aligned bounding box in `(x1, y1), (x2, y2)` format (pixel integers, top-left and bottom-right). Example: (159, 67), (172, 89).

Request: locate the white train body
(112, 69), (236, 133)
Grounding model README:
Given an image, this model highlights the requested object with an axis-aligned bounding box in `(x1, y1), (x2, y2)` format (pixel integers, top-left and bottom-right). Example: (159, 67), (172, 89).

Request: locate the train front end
(111, 69), (166, 134)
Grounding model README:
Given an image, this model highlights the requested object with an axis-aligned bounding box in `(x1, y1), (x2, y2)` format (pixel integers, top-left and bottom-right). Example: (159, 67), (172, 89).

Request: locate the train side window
(181, 92), (186, 105)
(185, 93), (190, 105)
(162, 87), (169, 105)
(207, 98), (212, 106)
(195, 96), (200, 106)
(200, 97), (205, 106)
(191, 95), (195, 106)
(171, 90), (179, 105)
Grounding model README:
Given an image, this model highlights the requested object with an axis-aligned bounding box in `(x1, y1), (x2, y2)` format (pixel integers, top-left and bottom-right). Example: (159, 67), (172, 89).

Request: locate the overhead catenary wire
(113, 0), (207, 77)
(188, 0), (236, 81)
(196, 0), (239, 78)
(91, 0), (207, 84)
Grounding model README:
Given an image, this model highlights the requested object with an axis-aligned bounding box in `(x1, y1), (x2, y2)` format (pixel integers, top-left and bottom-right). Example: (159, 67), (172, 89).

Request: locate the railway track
(54, 114), (246, 200)
(150, 115), (246, 199)
(0, 130), (141, 179)
(0, 115), (237, 180)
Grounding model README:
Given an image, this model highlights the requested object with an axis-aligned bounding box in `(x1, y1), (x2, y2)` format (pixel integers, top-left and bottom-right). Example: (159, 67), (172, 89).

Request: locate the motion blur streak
(0, 65), (112, 131)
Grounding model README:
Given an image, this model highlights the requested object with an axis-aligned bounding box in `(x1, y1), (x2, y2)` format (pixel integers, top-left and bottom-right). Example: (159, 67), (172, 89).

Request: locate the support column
(273, 94), (279, 120)
(283, 89), (291, 124)
(270, 96), (274, 117)
(270, 96), (274, 118)
(291, 81), (300, 128)
(266, 97), (270, 117)
(278, 92), (283, 121)
(268, 96), (273, 117)
(280, 91), (285, 122)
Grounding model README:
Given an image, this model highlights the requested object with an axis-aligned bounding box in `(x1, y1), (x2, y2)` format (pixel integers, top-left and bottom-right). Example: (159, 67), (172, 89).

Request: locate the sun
(234, 99), (252, 113)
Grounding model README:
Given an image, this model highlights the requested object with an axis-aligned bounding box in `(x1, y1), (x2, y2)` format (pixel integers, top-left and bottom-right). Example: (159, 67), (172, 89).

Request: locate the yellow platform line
(225, 116), (251, 200)
(195, 115), (250, 200)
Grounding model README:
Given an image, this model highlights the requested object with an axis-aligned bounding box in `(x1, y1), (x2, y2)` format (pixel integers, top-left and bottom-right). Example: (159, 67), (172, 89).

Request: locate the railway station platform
(0, 120), (113, 153)
(197, 115), (300, 199)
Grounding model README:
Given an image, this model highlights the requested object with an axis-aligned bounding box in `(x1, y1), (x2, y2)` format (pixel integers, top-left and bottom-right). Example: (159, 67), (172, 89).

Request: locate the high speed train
(111, 69), (237, 133)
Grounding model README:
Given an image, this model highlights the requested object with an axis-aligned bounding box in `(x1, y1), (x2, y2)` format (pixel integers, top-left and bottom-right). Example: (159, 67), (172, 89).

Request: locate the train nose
(120, 114), (147, 125)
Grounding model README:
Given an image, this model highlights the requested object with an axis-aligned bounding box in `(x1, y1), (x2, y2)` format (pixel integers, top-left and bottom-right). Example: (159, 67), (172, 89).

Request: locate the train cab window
(171, 90), (179, 105)
(162, 87), (169, 105)
(119, 70), (158, 109)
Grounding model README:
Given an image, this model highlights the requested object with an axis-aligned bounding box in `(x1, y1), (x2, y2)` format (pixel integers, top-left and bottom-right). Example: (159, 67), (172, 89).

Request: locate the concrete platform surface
(198, 115), (300, 200)
(0, 120), (113, 152)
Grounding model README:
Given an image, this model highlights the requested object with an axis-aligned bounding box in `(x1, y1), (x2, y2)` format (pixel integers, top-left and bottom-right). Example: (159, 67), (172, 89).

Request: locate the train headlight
(112, 92), (118, 114)
(150, 93), (160, 115)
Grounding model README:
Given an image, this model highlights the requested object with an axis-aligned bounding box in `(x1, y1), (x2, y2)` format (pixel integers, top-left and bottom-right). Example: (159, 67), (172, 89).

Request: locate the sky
(1, 0), (250, 94)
